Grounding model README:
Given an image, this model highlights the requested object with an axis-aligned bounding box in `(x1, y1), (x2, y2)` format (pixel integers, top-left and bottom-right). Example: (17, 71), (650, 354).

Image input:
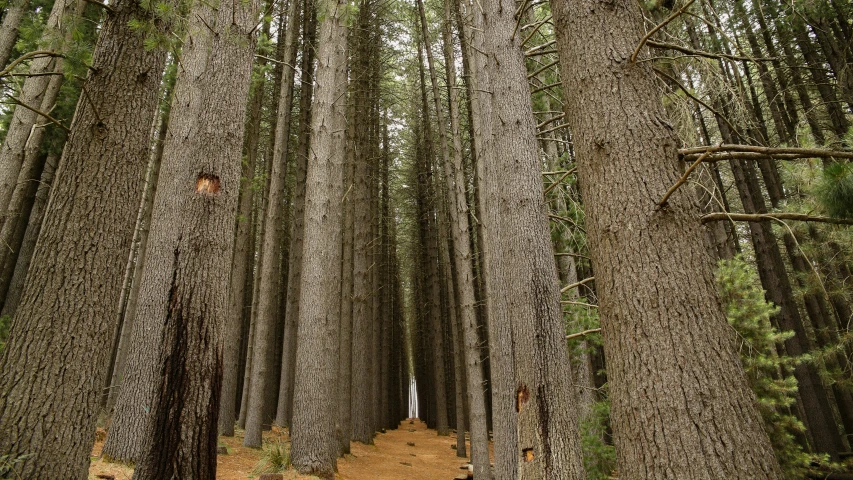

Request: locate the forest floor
(89, 419), (476, 479)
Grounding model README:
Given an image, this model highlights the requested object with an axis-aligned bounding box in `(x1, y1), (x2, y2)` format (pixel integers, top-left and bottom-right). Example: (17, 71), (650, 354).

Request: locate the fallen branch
(700, 212), (853, 226)
(631, 0), (696, 63)
(565, 328), (601, 340)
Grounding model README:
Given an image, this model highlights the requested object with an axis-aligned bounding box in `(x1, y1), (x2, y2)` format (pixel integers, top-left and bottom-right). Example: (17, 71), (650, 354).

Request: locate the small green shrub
(716, 256), (810, 479)
(580, 396), (616, 480)
(252, 439), (290, 475)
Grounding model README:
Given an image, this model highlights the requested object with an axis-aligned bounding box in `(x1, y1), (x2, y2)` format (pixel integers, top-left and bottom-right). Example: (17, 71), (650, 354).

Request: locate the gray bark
(289, 0), (349, 473)
(129, 0), (258, 476)
(0, 0), (29, 68)
(243, 0), (301, 446)
(0, 0), (77, 218)
(0, 0), (169, 474)
(552, 0), (783, 477)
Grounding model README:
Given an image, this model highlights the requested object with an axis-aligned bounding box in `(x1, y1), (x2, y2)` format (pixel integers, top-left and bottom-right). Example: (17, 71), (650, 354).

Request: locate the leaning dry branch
(7, 97), (70, 132)
(525, 49), (558, 57)
(631, 0), (696, 63)
(680, 144), (853, 161)
(700, 212), (853, 226)
(543, 167), (576, 195)
(653, 68), (744, 140)
(0, 50), (63, 79)
(565, 327), (601, 339)
(528, 59), (559, 79)
(537, 113), (565, 129)
(561, 276), (594, 294)
(646, 40), (772, 62)
(658, 144), (721, 207)
(521, 15), (552, 46)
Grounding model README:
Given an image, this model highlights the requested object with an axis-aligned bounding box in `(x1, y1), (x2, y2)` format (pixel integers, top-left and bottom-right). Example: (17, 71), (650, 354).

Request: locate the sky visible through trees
(0, 0), (852, 478)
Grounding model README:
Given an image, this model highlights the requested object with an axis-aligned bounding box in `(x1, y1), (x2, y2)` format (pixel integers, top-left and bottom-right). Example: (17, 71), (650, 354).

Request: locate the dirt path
(89, 419), (471, 480)
(338, 419), (469, 480)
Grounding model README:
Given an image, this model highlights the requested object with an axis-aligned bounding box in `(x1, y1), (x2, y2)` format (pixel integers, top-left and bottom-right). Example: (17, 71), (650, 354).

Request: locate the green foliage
(580, 396), (616, 480)
(0, 315), (10, 356)
(252, 438), (290, 474)
(816, 161), (853, 219)
(716, 256), (810, 479)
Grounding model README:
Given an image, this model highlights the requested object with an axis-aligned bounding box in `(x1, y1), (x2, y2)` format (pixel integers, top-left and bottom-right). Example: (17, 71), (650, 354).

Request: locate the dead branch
(700, 212), (853, 226)
(631, 0), (696, 63)
(565, 327), (601, 339)
(658, 144), (721, 207)
(561, 276), (594, 294)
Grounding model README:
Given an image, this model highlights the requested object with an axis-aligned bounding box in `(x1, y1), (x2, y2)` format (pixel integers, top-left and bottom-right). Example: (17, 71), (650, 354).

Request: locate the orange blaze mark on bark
(196, 173), (220, 195)
(523, 448), (534, 462)
(516, 384), (529, 412)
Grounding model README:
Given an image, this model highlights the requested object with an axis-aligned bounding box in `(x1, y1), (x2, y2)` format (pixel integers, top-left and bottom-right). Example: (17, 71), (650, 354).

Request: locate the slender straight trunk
(288, 0), (348, 472)
(0, 0), (77, 217)
(379, 116), (393, 431)
(0, 66), (63, 301)
(792, 18), (851, 140)
(276, 0), (317, 427)
(0, 0), (169, 474)
(415, 29), (450, 437)
(104, 91), (170, 413)
(350, 0), (378, 443)
(243, 0), (301, 446)
(129, 0), (258, 476)
(0, 0), (29, 67)
(438, 0), (490, 473)
(219, 3), (275, 435)
(458, 0), (588, 475)
(338, 101), (355, 452)
(0, 153), (56, 318)
(552, 0), (783, 477)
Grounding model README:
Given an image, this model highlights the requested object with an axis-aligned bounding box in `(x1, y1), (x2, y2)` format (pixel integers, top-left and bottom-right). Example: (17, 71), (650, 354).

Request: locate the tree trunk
(0, 0), (29, 68)
(0, 0), (77, 217)
(276, 0), (317, 428)
(0, 67), (63, 302)
(129, 0), (258, 476)
(0, 0), (168, 475)
(350, 0), (378, 443)
(552, 0), (783, 477)
(0, 153), (56, 318)
(438, 0), (491, 473)
(242, 0), (301, 447)
(288, 0), (348, 472)
(104, 81), (171, 413)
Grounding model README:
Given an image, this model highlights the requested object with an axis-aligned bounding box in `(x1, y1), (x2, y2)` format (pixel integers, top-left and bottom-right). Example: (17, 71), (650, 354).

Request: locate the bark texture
(471, 0), (588, 474)
(243, 0), (301, 446)
(0, 0), (76, 217)
(552, 0), (783, 477)
(0, 0), (167, 475)
(288, 0), (348, 473)
(130, 0), (258, 476)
